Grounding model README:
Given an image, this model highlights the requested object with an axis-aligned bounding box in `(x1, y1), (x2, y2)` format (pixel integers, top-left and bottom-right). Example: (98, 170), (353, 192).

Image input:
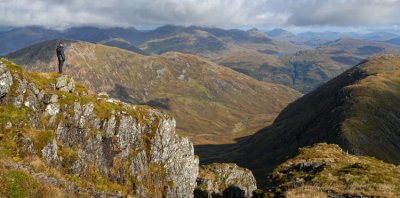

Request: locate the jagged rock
(27, 110), (40, 128)
(42, 139), (59, 165)
(38, 90), (45, 101)
(56, 75), (75, 92)
(43, 94), (58, 104)
(0, 62), (13, 98)
(196, 163), (257, 198)
(29, 82), (40, 95)
(78, 134), (115, 176)
(82, 102), (94, 117)
(51, 89), (197, 198)
(43, 94), (60, 126)
(130, 150), (149, 176)
(151, 118), (199, 198)
(116, 113), (142, 159)
(15, 132), (36, 156)
(44, 94), (60, 115)
(103, 114), (116, 137)
(56, 121), (90, 147)
(45, 102), (60, 118)
(12, 75), (27, 108)
(24, 89), (40, 111)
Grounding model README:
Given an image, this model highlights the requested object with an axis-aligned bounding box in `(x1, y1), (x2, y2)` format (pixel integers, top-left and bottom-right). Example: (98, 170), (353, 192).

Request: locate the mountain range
(6, 40), (301, 146)
(267, 28), (400, 46)
(2, 25), (400, 95)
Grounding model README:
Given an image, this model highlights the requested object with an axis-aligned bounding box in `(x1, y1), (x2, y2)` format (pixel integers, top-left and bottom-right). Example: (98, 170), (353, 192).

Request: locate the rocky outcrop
(195, 163), (257, 198)
(55, 74), (75, 92)
(0, 61), (13, 98)
(42, 139), (59, 165)
(0, 59), (199, 198)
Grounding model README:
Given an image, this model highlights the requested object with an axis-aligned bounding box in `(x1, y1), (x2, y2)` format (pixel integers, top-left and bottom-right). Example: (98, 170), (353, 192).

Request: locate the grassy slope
(6, 40), (301, 145)
(0, 162), (64, 198)
(200, 55), (400, 186)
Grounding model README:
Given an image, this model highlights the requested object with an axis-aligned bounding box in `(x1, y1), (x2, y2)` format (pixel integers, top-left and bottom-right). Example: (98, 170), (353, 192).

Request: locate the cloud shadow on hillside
(110, 83), (171, 110)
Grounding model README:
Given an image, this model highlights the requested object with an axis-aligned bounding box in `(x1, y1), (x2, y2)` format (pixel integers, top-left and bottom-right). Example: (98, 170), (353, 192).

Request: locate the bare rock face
(195, 163), (257, 198)
(11, 74), (27, 108)
(55, 74), (75, 92)
(151, 119), (199, 197)
(0, 62), (13, 98)
(42, 139), (59, 165)
(0, 59), (199, 198)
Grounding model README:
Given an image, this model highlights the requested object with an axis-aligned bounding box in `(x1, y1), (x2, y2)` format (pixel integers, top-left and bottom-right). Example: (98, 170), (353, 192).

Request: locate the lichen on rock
(42, 139), (59, 165)
(195, 163), (257, 198)
(55, 74), (75, 92)
(0, 61), (13, 98)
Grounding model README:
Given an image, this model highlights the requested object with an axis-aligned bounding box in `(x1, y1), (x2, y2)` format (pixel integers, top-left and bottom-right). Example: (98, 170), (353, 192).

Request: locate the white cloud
(0, 0), (400, 29)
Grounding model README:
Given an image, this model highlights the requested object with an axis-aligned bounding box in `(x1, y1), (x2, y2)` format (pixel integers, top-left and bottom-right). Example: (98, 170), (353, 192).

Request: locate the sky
(1, 0), (400, 32)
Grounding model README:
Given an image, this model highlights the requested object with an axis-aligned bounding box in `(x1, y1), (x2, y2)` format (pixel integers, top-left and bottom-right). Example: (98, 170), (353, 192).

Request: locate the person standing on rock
(56, 42), (66, 74)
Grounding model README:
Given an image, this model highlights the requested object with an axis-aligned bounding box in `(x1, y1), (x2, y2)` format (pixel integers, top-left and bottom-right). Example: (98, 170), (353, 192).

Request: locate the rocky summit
(269, 143), (400, 197)
(0, 58), (199, 197)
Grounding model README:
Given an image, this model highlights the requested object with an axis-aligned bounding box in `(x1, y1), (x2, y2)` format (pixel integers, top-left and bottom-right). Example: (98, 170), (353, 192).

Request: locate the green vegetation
(0, 105), (28, 128)
(0, 169), (61, 198)
(58, 144), (79, 170)
(0, 103), (29, 158)
(339, 56), (400, 162)
(1, 170), (30, 197)
(86, 165), (128, 194)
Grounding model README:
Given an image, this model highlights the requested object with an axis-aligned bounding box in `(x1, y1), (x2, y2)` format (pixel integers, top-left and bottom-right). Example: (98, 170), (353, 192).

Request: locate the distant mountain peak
(247, 28), (260, 32)
(266, 28), (295, 38)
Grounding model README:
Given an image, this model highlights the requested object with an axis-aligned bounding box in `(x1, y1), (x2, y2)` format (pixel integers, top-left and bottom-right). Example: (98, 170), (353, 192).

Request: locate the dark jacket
(56, 46), (65, 62)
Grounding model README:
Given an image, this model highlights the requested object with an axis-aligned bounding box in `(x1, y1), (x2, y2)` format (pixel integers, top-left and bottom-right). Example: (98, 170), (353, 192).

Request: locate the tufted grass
(0, 168), (62, 198)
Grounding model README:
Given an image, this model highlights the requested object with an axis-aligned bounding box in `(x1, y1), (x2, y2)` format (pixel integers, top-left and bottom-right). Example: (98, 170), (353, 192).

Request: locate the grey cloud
(0, 0), (400, 29)
(284, 0), (400, 26)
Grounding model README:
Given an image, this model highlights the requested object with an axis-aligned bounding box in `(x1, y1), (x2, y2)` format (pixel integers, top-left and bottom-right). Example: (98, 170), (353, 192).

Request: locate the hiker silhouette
(56, 42), (66, 73)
